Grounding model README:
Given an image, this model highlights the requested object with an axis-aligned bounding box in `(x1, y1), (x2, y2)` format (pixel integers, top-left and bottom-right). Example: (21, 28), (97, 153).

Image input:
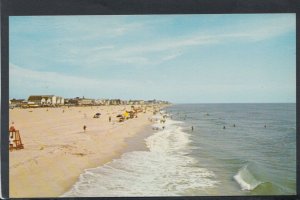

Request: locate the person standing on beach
(83, 125), (87, 132)
(9, 136), (14, 151)
(9, 122), (16, 132)
(109, 116), (111, 122)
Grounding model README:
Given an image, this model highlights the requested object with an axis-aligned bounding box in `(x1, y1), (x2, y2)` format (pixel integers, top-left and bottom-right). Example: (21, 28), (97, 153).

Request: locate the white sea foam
(63, 116), (218, 197)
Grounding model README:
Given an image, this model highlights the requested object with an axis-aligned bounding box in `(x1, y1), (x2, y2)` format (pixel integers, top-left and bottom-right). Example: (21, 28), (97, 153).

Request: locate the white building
(28, 95), (65, 106)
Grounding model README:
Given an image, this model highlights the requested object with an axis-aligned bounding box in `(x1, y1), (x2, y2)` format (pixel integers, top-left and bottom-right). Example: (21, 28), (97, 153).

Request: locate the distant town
(9, 95), (170, 108)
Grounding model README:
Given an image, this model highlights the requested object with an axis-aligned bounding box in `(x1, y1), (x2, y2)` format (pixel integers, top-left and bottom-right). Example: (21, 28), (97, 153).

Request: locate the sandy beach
(9, 105), (162, 197)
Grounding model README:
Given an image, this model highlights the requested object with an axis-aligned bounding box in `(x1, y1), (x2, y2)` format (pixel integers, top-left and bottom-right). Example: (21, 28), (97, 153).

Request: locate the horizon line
(172, 102), (296, 104)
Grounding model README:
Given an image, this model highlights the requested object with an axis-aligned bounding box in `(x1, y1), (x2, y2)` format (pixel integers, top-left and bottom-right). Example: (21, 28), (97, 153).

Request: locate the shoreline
(62, 119), (156, 197)
(123, 124), (155, 153)
(9, 105), (166, 197)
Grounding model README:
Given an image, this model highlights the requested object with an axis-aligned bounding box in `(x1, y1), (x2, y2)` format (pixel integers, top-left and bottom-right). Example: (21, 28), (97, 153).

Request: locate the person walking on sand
(83, 125), (87, 132)
(109, 116), (111, 122)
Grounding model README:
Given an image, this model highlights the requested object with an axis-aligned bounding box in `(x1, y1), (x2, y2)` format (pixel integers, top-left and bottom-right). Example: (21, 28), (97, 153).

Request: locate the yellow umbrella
(124, 111), (129, 118)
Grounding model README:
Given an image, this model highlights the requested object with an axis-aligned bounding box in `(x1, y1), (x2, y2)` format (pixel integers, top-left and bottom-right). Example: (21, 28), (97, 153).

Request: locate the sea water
(63, 103), (296, 196)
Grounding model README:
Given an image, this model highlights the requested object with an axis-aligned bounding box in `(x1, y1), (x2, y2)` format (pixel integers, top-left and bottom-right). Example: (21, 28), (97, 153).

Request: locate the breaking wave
(63, 117), (219, 197)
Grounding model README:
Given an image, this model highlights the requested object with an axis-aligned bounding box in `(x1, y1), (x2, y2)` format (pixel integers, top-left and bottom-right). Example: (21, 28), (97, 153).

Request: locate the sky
(9, 14), (296, 103)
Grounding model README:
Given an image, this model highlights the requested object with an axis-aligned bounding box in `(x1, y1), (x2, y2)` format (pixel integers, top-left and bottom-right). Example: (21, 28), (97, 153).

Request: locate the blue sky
(9, 14), (296, 103)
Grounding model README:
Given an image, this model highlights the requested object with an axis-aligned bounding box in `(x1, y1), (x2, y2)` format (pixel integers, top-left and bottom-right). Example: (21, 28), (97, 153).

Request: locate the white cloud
(79, 15), (295, 66)
(11, 15), (295, 69)
(219, 16), (295, 42)
(9, 63), (143, 98)
(161, 52), (183, 61)
(93, 45), (115, 51)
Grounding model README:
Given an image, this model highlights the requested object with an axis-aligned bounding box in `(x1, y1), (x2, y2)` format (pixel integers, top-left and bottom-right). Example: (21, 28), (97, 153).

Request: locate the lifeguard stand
(9, 130), (24, 151)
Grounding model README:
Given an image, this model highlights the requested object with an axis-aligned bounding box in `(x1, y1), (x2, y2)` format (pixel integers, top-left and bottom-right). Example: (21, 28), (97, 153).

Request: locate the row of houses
(64, 97), (120, 106)
(28, 95), (64, 105)
(9, 95), (65, 108)
(64, 98), (148, 106)
(9, 95), (170, 108)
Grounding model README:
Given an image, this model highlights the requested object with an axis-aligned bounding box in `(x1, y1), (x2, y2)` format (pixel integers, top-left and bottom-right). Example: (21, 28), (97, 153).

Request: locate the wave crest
(233, 165), (263, 191)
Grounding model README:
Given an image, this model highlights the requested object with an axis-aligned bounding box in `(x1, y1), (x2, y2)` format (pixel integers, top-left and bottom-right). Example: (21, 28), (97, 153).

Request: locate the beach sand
(9, 105), (161, 197)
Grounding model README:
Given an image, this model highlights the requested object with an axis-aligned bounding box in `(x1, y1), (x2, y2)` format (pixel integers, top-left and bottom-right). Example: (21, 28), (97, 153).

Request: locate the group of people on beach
(82, 116), (113, 132)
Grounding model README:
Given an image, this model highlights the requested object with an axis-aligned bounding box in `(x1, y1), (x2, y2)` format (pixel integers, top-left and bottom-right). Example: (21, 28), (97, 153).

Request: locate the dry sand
(9, 105), (160, 197)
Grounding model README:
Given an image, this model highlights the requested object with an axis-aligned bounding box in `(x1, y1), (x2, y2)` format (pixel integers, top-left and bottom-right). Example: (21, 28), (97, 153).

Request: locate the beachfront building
(103, 99), (111, 106)
(56, 96), (64, 105)
(64, 98), (78, 106)
(78, 98), (95, 106)
(144, 99), (170, 105)
(128, 100), (145, 105)
(64, 97), (94, 106)
(9, 99), (26, 108)
(121, 100), (128, 105)
(157, 100), (170, 104)
(94, 99), (105, 106)
(95, 99), (115, 106)
(109, 99), (121, 105)
(138, 100), (145, 105)
(27, 95), (65, 106)
(145, 99), (157, 105)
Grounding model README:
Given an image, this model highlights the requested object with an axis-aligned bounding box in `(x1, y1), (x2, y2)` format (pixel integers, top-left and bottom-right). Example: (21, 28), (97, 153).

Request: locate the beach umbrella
(93, 113), (101, 118)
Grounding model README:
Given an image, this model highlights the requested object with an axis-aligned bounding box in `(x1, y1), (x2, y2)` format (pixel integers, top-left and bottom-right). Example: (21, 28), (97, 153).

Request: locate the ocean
(63, 103), (296, 197)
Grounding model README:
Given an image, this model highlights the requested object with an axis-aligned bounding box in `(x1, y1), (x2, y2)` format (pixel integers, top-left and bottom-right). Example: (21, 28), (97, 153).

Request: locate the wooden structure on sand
(9, 130), (24, 151)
